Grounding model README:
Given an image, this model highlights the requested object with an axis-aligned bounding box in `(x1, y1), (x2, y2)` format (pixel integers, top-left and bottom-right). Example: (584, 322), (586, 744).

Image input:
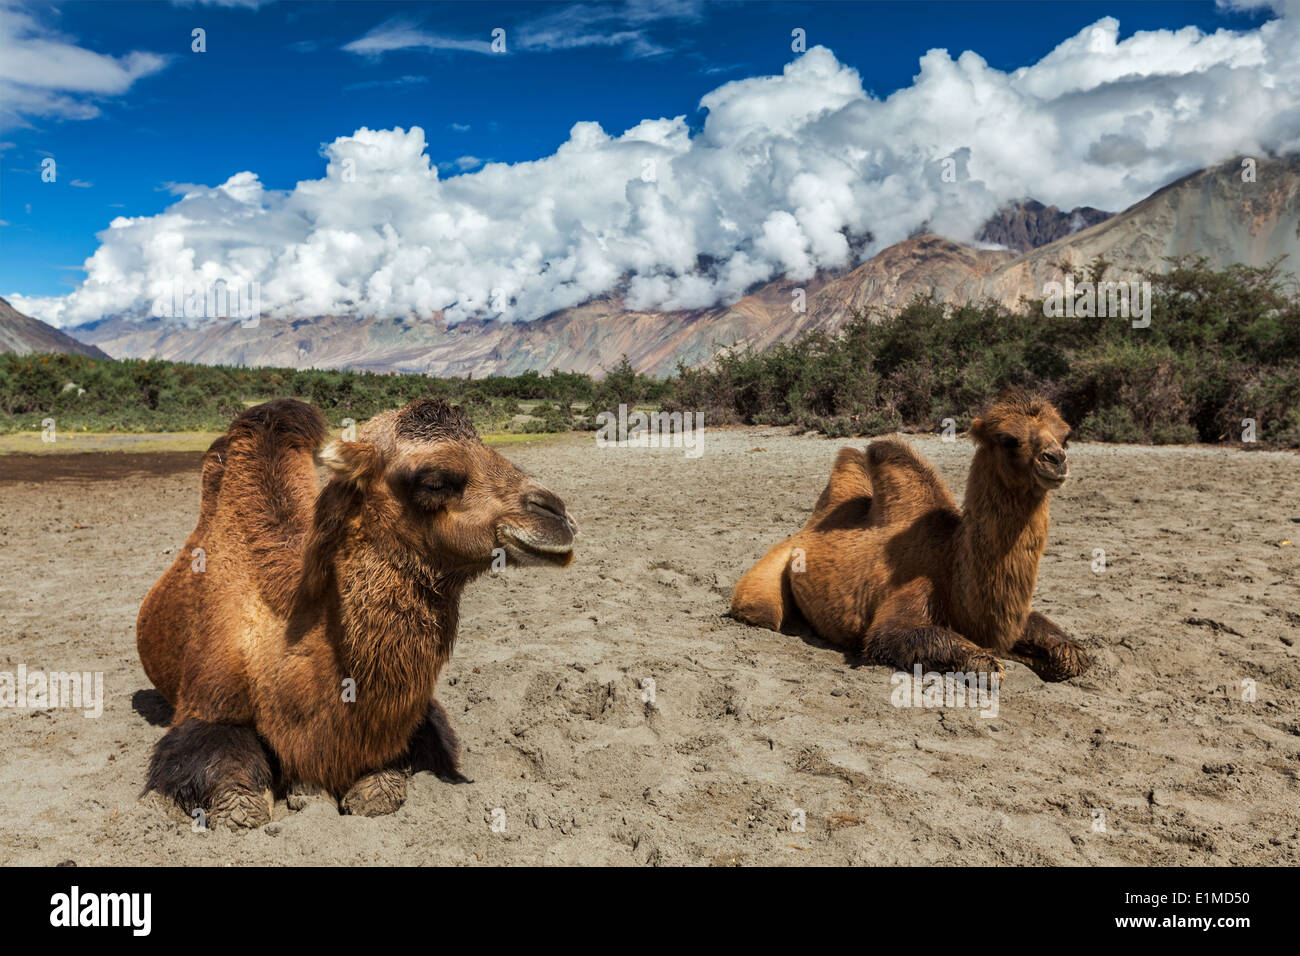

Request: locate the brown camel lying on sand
(731, 390), (1089, 682)
(136, 397), (576, 826)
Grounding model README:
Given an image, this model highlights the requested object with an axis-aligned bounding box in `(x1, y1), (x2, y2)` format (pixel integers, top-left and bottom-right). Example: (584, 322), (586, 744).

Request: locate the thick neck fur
(948, 447), (1051, 651)
(304, 483), (475, 710)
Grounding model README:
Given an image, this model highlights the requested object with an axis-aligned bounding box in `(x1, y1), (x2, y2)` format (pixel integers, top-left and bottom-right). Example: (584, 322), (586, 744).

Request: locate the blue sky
(0, 0), (1280, 312)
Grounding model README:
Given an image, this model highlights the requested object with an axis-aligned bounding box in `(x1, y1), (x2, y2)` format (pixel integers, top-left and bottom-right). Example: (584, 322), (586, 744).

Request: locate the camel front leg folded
(864, 623), (1004, 678)
(340, 699), (467, 817)
(1010, 611), (1090, 682)
(144, 718), (273, 829)
(860, 582), (1003, 677)
(341, 767), (408, 817)
(407, 698), (469, 782)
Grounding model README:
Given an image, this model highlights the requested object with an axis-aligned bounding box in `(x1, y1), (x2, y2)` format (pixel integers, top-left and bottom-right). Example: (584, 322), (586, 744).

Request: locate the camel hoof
(1042, 641), (1090, 681)
(341, 769), (408, 817)
(209, 786), (273, 829)
(964, 651), (1005, 680)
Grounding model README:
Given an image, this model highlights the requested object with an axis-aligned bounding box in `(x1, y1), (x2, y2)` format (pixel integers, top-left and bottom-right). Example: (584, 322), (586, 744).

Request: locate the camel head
(970, 390), (1071, 493)
(319, 398), (576, 572)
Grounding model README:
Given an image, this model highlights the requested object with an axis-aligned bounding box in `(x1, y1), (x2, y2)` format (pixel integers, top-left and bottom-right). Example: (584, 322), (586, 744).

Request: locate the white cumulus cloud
(13, 6), (1300, 328)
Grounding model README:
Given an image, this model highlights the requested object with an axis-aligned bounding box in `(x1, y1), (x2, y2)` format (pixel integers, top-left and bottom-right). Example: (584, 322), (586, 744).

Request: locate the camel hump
(812, 446), (874, 515)
(226, 398), (328, 453)
(217, 399), (330, 613)
(196, 433), (231, 525)
(863, 438), (957, 525)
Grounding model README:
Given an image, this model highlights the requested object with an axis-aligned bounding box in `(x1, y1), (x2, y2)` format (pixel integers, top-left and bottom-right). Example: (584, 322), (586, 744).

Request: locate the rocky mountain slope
(1, 297), (108, 358)
(977, 199), (1112, 252)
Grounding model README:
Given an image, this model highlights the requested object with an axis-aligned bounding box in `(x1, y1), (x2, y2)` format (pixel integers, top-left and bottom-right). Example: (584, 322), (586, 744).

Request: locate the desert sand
(1, 428), (1297, 865)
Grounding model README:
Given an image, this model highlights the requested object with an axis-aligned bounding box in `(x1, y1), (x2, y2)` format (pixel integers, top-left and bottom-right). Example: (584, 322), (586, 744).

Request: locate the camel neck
(328, 514), (470, 698)
(950, 448), (1051, 649)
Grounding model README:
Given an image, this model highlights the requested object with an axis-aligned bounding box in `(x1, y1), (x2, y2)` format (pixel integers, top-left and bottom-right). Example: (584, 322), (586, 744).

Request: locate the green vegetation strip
(3, 258), (1296, 447)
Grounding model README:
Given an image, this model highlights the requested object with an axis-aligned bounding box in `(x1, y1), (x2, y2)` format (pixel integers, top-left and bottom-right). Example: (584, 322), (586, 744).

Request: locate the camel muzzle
(1033, 452), (1069, 489)
(498, 490), (577, 566)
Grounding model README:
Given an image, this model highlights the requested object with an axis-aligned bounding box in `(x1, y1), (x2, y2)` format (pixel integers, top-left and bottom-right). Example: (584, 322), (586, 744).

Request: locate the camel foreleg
(861, 582), (1003, 677)
(144, 719), (273, 829)
(340, 699), (466, 817)
(1010, 612), (1090, 682)
(407, 698), (468, 782)
(340, 767), (408, 817)
(863, 624), (1004, 678)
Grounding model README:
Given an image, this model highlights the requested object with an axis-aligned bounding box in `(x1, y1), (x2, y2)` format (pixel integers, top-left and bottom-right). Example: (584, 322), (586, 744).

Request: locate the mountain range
(0, 296), (107, 359)
(8, 155), (1299, 377)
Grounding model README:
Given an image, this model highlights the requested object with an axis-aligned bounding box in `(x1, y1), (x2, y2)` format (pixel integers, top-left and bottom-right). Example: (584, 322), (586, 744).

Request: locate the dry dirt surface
(1, 429), (1298, 866)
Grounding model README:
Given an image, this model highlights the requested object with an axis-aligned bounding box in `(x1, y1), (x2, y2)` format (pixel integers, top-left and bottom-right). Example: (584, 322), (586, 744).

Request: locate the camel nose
(1040, 448), (1066, 467)
(524, 489), (577, 533)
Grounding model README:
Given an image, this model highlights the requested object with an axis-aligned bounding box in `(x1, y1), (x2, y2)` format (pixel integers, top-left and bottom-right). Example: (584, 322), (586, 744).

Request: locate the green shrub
(657, 258), (1300, 447)
(520, 400), (572, 433)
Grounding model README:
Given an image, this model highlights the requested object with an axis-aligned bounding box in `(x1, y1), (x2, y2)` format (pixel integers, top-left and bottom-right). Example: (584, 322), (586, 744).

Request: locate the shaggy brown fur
(137, 397), (576, 826)
(730, 390), (1089, 682)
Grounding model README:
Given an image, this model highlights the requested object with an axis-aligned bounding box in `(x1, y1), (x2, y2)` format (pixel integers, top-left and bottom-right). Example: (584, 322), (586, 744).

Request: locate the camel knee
(208, 785), (273, 830)
(341, 768), (408, 817)
(144, 719), (272, 818)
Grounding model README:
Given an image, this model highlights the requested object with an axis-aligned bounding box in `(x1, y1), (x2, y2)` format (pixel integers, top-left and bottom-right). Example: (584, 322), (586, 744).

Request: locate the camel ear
(319, 440), (383, 486)
(969, 417), (992, 445)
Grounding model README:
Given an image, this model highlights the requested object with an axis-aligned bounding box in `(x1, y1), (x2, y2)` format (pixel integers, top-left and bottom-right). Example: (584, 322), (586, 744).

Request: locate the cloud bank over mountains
(14, 5), (1300, 328)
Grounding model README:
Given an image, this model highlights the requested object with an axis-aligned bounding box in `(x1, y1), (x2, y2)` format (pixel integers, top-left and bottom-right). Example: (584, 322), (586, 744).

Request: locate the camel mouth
(1034, 467), (1068, 490)
(497, 526), (575, 567)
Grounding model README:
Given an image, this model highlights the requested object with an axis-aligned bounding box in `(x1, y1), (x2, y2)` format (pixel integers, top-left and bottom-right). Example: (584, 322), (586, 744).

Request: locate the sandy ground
(1, 428), (1298, 866)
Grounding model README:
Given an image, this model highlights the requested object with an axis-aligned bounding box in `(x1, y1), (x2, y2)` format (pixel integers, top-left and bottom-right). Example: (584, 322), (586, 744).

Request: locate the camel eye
(409, 467), (466, 507)
(998, 434), (1020, 450)
(420, 468), (464, 491)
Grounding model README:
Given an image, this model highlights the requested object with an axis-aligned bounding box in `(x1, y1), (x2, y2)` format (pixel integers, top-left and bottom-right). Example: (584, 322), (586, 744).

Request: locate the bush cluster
(668, 257), (1300, 446)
